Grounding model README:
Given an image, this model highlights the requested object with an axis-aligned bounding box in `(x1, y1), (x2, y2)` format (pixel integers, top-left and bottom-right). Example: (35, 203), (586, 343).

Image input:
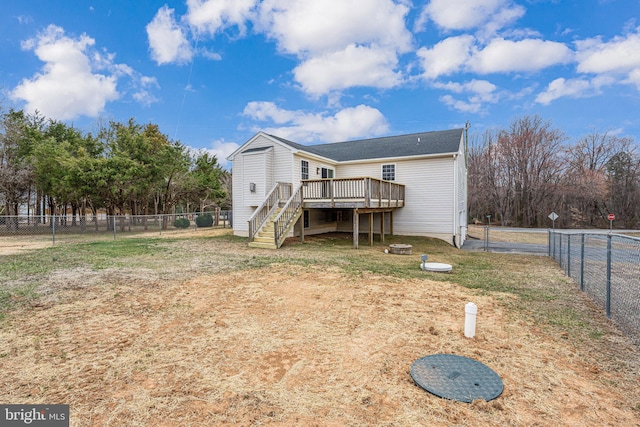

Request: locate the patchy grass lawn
(0, 229), (638, 426)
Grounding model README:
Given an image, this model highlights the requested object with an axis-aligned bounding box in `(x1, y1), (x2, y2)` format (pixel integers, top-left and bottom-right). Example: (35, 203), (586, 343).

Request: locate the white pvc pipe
(464, 302), (477, 338)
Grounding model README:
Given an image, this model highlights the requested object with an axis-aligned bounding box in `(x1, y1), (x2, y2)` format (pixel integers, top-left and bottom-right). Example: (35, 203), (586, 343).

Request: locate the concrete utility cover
(410, 354), (503, 403)
(389, 244), (412, 255)
(421, 262), (452, 272)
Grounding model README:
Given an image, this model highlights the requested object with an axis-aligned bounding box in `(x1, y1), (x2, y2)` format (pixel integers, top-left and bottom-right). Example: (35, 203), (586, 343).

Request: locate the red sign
(608, 213), (615, 221)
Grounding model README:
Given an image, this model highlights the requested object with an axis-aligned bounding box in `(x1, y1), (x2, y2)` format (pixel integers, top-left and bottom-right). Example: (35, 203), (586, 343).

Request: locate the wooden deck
(302, 177), (405, 209)
(248, 178), (405, 249)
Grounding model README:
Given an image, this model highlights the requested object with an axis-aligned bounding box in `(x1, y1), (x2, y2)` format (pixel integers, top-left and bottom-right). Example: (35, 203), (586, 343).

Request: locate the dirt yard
(0, 229), (638, 426)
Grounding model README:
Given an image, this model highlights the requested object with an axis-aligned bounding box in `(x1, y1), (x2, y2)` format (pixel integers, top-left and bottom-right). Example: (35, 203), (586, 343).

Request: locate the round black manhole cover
(410, 354), (503, 403)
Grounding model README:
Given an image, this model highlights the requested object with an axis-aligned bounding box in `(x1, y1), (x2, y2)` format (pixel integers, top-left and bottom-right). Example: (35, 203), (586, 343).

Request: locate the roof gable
(227, 132), (295, 161)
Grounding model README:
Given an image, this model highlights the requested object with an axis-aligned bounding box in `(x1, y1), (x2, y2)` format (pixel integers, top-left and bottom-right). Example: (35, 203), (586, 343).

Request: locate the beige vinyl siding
(294, 154), (335, 184)
(231, 153), (250, 236)
(242, 150), (271, 206)
(244, 134), (294, 185)
(456, 152), (468, 244)
(395, 157), (454, 237)
(231, 134), (296, 236)
(338, 157), (455, 239)
(272, 147), (295, 184)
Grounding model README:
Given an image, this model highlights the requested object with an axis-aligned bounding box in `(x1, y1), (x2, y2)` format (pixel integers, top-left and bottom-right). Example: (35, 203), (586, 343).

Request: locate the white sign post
(608, 213), (615, 231)
(548, 212), (558, 230)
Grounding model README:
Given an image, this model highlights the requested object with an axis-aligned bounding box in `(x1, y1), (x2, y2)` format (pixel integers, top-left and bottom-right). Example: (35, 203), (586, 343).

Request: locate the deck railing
(302, 177), (405, 208)
(248, 182), (292, 242)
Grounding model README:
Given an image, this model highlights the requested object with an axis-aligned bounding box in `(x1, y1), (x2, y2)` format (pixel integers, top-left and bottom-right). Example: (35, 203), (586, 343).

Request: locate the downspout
(453, 153), (458, 248)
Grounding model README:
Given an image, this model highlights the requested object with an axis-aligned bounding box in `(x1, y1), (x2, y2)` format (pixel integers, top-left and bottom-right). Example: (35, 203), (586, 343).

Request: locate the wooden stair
(248, 209), (280, 249)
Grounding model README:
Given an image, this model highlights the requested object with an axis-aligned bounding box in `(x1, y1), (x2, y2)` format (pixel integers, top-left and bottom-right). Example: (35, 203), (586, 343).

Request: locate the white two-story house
(227, 128), (468, 249)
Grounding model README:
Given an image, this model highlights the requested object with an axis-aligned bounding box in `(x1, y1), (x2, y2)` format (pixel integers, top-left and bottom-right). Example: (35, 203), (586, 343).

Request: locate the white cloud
(243, 101), (297, 124)
(256, 0), (411, 56)
(417, 35), (475, 79)
(146, 5), (193, 65)
(423, 0), (524, 34)
(435, 79), (499, 113)
(255, 0), (411, 98)
(418, 36), (571, 81)
(629, 68), (640, 91)
(200, 48), (222, 61)
(16, 15), (33, 25)
(435, 79), (497, 96)
(293, 45), (403, 96)
(575, 31), (640, 75)
(477, 3), (527, 40)
(208, 139), (241, 168)
(470, 38), (572, 73)
(11, 25), (119, 120)
(243, 101), (388, 143)
(535, 30), (640, 104)
(535, 75), (616, 105)
(147, 0), (412, 97)
(133, 76), (161, 107)
(535, 77), (592, 105)
(440, 95), (483, 113)
(413, 7), (431, 33)
(185, 0), (256, 36)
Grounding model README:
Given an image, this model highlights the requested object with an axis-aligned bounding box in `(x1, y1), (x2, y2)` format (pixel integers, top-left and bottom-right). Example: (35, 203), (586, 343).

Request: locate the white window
(301, 160), (309, 180)
(382, 164), (395, 181)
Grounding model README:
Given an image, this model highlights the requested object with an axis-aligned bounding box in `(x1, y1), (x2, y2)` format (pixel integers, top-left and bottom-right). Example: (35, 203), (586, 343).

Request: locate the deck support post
(369, 212), (374, 246)
(381, 212), (385, 243)
(299, 214), (304, 243)
(353, 209), (359, 249)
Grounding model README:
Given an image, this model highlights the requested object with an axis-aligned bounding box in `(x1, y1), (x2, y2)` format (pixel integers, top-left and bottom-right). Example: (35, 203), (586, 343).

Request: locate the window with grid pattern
(301, 160), (309, 180)
(382, 164), (395, 181)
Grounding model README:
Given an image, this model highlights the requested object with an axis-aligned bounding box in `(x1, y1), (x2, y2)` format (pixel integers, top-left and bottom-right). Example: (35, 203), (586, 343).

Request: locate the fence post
(559, 234), (563, 269)
(113, 216), (117, 240)
(580, 234), (585, 292)
(548, 230), (551, 256)
(606, 234), (612, 319)
(567, 234), (571, 277)
(51, 214), (56, 244)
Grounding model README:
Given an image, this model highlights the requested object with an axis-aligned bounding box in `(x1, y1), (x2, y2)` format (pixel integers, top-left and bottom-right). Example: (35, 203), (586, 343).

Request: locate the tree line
(468, 115), (640, 229)
(0, 109), (230, 229)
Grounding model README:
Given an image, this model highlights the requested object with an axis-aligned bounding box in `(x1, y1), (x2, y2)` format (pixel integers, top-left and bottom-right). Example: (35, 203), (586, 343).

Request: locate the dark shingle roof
(268, 128), (463, 162)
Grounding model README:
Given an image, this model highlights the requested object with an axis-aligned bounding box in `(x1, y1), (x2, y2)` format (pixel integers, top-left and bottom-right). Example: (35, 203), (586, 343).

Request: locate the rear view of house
(227, 128), (468, 249)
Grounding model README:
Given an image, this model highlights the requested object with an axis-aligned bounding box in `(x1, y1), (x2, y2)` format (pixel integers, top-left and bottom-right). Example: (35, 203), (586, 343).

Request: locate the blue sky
(2, 0), (640, 168)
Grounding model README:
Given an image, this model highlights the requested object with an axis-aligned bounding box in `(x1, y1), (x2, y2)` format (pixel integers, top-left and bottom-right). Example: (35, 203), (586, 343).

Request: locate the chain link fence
(0, 211), (232, 245)
(549, 231), (640, 345)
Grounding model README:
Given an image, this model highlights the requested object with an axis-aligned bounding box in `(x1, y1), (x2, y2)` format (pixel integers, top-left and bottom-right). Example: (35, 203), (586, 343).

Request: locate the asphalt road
(461, 237), (548, 255)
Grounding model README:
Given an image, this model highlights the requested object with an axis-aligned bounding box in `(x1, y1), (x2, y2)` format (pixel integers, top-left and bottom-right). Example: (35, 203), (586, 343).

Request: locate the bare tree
(606, 150), (640, 228)
(468, 116), (567, 227)
(563, 131), (633, 227)
(497, 116), (566, 227)
(468, 129), (514, 225)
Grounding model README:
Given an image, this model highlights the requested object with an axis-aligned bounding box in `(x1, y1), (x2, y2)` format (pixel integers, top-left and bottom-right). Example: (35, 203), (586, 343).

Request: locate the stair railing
(273, 184), (304, 248)
(248, 182), (292, 242)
